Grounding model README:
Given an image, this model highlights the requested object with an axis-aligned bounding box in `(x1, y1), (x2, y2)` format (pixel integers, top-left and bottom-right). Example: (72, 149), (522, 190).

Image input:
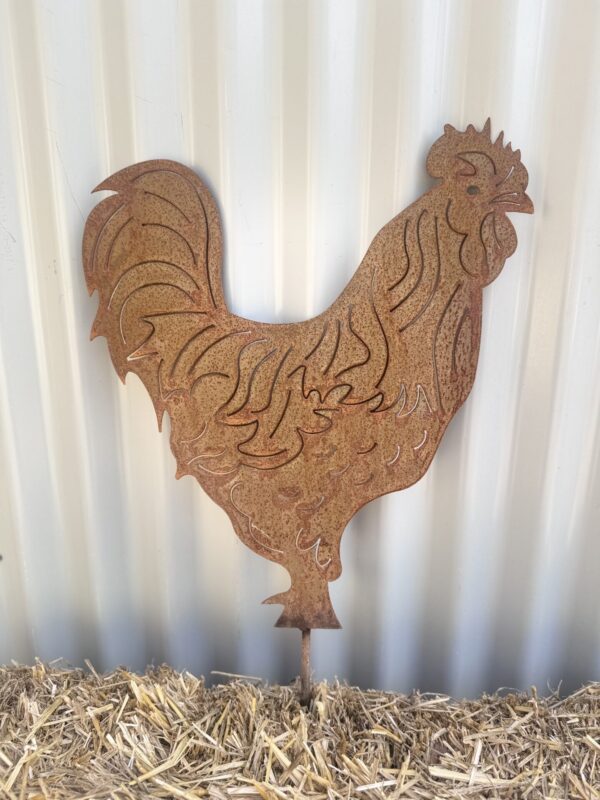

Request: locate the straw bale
(0, 663), (597, 799)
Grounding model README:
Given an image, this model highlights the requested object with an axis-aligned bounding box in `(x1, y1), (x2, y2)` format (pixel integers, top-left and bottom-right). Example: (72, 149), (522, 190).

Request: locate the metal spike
(483, 118), (491, 136)
(495, 131), (504, 147)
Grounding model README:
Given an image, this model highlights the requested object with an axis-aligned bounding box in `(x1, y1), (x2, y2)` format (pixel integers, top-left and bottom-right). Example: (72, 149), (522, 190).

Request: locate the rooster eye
(466, 185), (480, 195)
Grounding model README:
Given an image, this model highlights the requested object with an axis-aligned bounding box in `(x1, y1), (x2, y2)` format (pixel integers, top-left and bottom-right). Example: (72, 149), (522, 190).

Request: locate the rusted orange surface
(83, 121), (532, 630)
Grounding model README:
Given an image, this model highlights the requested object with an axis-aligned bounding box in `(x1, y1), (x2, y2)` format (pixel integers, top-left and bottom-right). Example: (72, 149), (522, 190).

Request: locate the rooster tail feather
(82, 159), (226, 422)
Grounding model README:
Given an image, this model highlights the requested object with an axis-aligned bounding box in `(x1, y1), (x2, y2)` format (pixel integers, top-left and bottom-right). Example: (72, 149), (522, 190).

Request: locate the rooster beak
(516, 192), (534, 214)
(492, 191), (534, 214)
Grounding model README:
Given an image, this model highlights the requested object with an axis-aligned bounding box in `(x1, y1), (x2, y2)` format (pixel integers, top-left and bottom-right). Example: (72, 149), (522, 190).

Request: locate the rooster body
(83, 121), (532, 629)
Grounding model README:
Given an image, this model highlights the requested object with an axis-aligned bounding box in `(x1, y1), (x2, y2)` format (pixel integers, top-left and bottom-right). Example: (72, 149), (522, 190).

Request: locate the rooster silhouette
(83, 120), (532, 630)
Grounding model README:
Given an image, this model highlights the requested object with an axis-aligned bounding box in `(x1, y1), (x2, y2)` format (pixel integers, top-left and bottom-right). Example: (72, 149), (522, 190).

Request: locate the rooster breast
(170, 196), (482, 551)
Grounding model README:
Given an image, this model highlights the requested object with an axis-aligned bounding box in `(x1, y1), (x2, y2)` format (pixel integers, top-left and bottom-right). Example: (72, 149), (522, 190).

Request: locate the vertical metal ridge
(35, 0), (107, 667)
(522, 25), (600, 687)
(308, 0), (364, 315)
(278, 0), (310, 322)
(445, 1), (548, 697)
(356, 3), (376, 260)
(449, 0), (549, 697)
(0, 337), (33, 663)
(0, 3), (34, 665)
(4, 0), (98, 664)
(271, 2), (284, 323)
(39, 0), (136, 673)
(363, 1), (403, 241)
(562, 389), (600, 686)
(94, 0), (169, 667)
(489, 0), (600, 692)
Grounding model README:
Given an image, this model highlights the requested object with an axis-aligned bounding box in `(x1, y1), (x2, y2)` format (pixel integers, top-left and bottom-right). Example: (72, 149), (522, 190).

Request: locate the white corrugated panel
(0, 0), (598, 696)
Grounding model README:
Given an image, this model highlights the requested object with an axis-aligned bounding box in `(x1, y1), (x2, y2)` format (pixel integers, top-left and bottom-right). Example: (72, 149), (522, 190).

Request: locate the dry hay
(0, 663), (597, 799)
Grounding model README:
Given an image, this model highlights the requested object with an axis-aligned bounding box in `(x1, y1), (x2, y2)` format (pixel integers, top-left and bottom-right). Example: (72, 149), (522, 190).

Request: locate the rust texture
(82, 120), (533, 631)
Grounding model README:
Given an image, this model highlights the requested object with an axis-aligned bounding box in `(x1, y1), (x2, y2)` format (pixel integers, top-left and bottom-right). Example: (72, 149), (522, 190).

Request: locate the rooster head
(427, 119), (533, 285)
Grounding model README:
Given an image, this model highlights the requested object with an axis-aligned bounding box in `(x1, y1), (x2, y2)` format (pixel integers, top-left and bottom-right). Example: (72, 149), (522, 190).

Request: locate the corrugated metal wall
(0, 0), (598, 697)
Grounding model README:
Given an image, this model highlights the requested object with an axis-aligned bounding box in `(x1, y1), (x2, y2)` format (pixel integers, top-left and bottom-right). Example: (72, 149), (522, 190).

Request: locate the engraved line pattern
(131, 167), (218, 307)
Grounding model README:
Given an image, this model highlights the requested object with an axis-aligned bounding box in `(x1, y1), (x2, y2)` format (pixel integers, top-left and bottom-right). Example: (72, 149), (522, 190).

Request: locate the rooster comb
(427, 118), (528, 186)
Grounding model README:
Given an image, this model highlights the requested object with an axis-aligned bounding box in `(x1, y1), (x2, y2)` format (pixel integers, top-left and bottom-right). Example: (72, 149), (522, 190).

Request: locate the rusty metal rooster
(83, 120), (532, 637)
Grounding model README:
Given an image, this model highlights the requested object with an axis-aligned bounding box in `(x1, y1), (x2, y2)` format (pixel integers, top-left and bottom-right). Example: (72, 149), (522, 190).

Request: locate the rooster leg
(263, 560), (341, 629)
